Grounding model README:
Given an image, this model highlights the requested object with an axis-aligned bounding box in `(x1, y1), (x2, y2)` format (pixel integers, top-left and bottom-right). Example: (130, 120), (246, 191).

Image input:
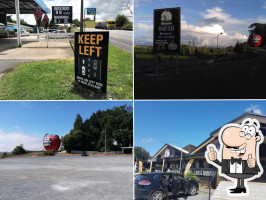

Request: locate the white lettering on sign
(54, 7), (70, 11)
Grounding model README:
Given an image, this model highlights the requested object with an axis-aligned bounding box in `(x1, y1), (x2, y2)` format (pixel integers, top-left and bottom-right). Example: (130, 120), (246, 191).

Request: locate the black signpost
(153, 7), (181, 74)
(52, 6), (73, 24)
(75, 32), (109, 92)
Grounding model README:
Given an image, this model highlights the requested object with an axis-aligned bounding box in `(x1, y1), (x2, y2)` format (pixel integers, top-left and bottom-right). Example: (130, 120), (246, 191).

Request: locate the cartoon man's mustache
(225, 145), (240, 149)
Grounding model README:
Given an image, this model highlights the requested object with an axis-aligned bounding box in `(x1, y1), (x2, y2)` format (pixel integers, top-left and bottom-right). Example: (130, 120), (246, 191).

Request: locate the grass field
(0, 45), (132, 100)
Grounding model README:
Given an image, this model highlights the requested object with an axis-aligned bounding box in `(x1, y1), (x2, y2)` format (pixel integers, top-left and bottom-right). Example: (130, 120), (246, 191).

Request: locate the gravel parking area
(0, 154), (133, 200)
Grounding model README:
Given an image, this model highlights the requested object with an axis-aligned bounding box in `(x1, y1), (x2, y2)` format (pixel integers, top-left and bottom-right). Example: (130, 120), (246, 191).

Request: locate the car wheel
(188, 185), (197, 196)
(149, 190), (163, 200)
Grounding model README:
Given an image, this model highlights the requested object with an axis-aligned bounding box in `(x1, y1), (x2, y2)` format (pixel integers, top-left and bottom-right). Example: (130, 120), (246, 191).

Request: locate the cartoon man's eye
(239, 131), (245, 137)
(248, 126), (256, 137)
(241, 125), (249, 134)
(246, 134), (252, 140)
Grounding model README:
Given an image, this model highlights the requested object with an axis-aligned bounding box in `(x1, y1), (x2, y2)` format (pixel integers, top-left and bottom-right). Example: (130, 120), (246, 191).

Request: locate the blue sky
(134, 100), (265, 157)
(0, 101), (132, 152)
(135, 0), (266, 47)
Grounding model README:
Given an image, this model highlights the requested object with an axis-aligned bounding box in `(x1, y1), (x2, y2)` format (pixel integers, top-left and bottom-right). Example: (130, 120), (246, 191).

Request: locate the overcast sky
(10, 0), (132, 25)
(135, 0), (266, 47)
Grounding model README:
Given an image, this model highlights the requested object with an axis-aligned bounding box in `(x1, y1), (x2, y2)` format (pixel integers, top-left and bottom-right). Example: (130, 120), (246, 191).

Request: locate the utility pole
(217, 32), (223, 56)
(105, 129), (107, 154)
(80, 0), (83, 32)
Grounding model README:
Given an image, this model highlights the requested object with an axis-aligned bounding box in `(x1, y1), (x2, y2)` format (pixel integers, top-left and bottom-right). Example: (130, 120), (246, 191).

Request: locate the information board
(87, 8), (96, 15)
(75, 32), (109, 92)
(52, 6), (72, 24)
(153, 7), (180, 53)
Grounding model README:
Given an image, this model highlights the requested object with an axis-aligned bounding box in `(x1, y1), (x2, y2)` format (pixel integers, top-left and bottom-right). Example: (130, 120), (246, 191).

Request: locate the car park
(135, 172), (199, 200)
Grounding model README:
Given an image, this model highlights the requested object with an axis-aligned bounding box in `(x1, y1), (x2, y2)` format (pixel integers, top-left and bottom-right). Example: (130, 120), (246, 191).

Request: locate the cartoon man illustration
(205, 118), (264, 195)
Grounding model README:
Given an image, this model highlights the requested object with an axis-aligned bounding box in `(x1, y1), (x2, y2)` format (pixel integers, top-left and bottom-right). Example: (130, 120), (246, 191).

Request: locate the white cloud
(244, 105), (263, 115)
(0, 129), (43, 152)
(263, 2), (266, 9)
(141, 138), (155, 143)
(10, 0), (132, 25)
(135, 6), (266, 47)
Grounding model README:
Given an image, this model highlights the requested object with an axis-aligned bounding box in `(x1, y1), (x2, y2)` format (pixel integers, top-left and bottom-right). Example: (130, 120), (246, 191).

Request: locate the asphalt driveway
(0, 154), (133, 200)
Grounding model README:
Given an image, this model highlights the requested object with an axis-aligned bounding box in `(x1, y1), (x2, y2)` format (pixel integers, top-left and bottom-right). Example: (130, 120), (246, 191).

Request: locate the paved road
(85, 28), (133, 53)
(0, 155), (133, 200)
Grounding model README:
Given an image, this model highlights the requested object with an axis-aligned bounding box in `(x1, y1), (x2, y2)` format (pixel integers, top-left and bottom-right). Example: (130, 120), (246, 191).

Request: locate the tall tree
(115, 14), (129, 27)
(74, 114), (83, 130)
(135, 146), (150, 162)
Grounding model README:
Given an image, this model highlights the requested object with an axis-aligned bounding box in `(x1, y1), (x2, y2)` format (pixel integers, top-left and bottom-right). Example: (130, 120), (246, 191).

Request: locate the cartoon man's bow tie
(231, 157), (242, 164)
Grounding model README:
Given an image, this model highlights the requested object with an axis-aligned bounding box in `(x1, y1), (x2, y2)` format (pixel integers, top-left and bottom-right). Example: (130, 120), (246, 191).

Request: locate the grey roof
(0, 0), (50, 14)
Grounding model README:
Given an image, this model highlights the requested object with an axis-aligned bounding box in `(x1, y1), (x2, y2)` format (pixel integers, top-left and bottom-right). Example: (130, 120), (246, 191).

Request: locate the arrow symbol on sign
(82, 59), (85, 64)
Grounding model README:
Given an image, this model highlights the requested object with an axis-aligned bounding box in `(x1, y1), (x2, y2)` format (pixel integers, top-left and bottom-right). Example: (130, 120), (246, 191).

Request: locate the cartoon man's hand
(208, 147), (217, 161)
(247, 154), (256, 168)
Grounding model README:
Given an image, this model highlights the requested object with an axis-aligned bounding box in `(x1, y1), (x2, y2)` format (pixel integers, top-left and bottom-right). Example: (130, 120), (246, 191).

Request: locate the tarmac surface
(0, 154), (133, 200)
(85, 28), (133, 53)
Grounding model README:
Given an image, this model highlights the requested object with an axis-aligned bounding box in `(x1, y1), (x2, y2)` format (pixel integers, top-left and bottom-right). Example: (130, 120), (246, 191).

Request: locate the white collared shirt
(230, 161), (243, 173)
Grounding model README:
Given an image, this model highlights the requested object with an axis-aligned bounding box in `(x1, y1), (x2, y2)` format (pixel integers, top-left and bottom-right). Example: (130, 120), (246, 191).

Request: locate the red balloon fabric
(248, 34), (262, 47)
(43, 134), (61, 151)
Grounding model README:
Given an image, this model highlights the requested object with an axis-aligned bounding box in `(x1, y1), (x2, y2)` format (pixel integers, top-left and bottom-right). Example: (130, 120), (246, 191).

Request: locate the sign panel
(87, 8), (96, 15)
(52, 6), (72, 24)
(75, 32), (109, 92)
(153, 7), (181, 53)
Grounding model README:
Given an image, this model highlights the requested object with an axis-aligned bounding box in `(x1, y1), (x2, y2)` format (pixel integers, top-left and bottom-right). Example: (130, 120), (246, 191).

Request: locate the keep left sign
(75, 32), (109, 93)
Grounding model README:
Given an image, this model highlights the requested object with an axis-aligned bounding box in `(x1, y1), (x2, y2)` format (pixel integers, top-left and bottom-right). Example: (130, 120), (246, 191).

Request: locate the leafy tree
(12, 144), (27, 155)
(135, 146), (150, 162)
(72, 19), (80, 27)
(115, 14), (129, 27)
(61, 105), (133, 153)
(249, 23), (266, 47)
(74, 114), (83, 130)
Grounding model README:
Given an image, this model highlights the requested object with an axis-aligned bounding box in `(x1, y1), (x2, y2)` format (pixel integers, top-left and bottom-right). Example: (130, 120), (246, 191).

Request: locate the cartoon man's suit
(205, 118), (264, 195)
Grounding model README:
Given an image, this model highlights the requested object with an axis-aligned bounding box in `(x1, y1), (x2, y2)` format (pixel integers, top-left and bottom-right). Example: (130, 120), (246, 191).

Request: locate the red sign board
(248, 34), (262, 47)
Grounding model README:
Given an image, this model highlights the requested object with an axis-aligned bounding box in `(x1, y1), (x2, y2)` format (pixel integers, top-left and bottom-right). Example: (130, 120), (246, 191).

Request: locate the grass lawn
(0, 45), (132, 100)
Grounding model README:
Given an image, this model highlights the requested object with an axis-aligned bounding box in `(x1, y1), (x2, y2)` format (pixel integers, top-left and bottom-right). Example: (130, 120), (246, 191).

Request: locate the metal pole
(176, 54), (179, 75)
(84, 8), (86, 32)
(80, 0), (83, 32)
(15, 0), (22, 47)
(217, 35), (218, 56)
(105, 129), (106, 154)
(155, 53), (158, 74)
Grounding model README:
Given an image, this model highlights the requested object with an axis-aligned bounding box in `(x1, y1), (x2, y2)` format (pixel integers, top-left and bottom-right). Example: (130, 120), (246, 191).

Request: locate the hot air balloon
(43, 134), (61, 151)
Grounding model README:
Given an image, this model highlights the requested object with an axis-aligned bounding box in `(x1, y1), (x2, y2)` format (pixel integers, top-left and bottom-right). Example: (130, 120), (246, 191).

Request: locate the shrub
(42, 150), (57, 156)
(1, 152), (7, 158)
(123, 22), (133, 29)
(12, 144), (27, 155)
(185, 172), (200, 182)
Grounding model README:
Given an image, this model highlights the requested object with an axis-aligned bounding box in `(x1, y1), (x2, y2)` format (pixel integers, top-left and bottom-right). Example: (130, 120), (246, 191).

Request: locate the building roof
(153, 143), (189, 159)
(0, 0), (50, 14)
(190, 112), (266, 155)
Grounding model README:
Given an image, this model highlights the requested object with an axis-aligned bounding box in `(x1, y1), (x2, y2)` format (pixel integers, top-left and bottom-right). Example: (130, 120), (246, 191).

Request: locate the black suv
(135, 172), (199, 200)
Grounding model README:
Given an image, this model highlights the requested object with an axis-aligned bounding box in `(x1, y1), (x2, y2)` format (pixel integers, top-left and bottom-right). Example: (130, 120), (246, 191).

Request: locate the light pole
(171, 140), (183, 174)
(105, 129), (106, 154)
(217, 32), (223, 56)
(80, 0), (83, 32)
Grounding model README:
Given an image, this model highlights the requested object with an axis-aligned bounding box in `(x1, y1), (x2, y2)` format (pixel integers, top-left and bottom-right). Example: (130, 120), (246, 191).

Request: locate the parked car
(48, 30), (69, 39)
(134, 172), (199, 200)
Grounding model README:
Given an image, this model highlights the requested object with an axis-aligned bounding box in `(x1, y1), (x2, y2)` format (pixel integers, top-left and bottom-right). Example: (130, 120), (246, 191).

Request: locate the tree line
(62, 105), (133, 153)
